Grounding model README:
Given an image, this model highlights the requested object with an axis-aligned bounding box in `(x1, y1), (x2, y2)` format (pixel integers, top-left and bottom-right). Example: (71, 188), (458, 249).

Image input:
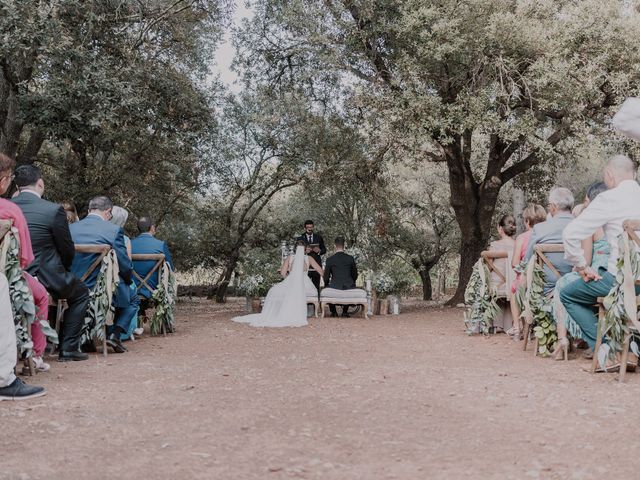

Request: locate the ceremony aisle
(2, 298), (637, 480)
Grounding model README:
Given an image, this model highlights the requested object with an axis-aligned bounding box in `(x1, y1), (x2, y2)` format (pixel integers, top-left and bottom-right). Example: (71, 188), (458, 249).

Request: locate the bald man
(560, 155), (640, 358)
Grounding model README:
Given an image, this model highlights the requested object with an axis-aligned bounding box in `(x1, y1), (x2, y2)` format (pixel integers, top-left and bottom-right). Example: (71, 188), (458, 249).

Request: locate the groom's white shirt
(563, 179), (640, 274)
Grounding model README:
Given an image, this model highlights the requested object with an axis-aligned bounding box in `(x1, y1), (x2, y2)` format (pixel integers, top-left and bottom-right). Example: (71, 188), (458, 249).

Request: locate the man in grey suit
(524, 187), (575, 294)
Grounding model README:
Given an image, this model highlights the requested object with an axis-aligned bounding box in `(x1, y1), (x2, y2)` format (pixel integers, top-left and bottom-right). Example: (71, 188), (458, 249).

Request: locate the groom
(323, 237), (358, 317)
(297, 220), (326, 292)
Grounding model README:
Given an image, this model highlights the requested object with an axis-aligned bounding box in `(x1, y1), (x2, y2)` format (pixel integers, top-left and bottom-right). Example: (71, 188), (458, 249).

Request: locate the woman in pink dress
(508, 204), (547, 339)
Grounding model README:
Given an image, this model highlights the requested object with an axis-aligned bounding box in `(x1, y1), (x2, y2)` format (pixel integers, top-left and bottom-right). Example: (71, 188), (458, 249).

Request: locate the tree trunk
(444, 139), (501, 306)
(215, 252), (239, 303)
(419, 269), (433, 301)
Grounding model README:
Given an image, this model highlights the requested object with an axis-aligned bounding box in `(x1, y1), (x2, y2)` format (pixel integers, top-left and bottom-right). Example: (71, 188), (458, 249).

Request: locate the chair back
(533, 244), (564, 279)
(74, 244), (112, 282)
(480, 250), (513, 299)
(131, 253), (166, 294)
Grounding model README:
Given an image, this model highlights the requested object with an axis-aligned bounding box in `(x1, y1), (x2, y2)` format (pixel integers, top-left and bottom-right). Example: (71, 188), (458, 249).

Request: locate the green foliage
(526, 262), (558, 357)
(602, 234), (640, 359)
(236, 250), (283, 297)
(239, 0), (640, 302)
(1, 0), (229, 247)
(150, 268), (176, 335)
(464, 259), (500, 335)
(80, 253), (119, 344)
(4, 232), (38, 356)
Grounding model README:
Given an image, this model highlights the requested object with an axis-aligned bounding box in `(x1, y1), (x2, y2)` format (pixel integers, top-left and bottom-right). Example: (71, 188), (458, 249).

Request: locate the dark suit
(296, 232), (326, 292)
(323, 251), (358, 315)
(12, 191), (90, 352)
(69, 214), (135, 332)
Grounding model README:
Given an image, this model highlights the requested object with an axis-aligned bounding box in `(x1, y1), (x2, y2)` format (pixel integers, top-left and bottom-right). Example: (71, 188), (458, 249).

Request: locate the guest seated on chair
(322, 237), (358, 318)
(523, 187), (575, 294)
(561, 155), (640, 370)
(69, 196), (133, 354)
(12, 163), (89, 363)
(61, 201), (79, 224)
(131, 216), (173, 324)
(0, 156), (54, 372)
(488, 215), (517, 295)
(110, 206), (140, 341)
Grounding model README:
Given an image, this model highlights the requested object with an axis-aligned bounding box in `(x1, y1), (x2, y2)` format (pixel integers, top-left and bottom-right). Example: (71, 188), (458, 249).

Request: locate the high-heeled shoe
(552, 337), (569, 361)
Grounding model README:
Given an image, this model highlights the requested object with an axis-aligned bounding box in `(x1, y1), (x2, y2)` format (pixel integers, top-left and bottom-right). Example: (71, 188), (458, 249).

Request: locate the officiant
(297, 220), (326, 293)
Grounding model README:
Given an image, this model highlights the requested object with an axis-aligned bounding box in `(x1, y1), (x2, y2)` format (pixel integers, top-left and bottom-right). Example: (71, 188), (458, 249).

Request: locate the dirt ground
(3, 298), (640, 480)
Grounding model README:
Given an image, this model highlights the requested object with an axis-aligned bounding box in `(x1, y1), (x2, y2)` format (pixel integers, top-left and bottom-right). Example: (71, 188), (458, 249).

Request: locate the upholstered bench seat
(320, 288), (369, 319)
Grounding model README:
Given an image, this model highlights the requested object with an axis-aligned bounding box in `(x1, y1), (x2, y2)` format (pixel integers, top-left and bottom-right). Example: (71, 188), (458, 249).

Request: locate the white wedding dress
(233, 246), (316, 327)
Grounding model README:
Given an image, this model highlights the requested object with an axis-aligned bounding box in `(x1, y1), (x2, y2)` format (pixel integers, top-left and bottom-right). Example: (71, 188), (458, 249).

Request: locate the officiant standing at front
(297, 220), (326, 294)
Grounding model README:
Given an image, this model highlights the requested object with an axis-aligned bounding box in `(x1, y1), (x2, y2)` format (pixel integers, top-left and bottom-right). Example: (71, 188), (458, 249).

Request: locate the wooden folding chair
(592, 220), (640, 381)
(523, 244), (564, 355)
(479, 250), (513, 333)
(480, 251), (508, 294)
(131, 253), (168, 335)
(0, 219), (36, 376)
(75, 244), (113, 356)
(47, 295), (67, 354)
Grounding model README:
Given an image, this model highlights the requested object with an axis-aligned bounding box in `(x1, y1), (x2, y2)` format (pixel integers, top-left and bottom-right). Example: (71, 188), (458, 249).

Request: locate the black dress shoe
(58, 351), (89, 362)
(330, 313), (338, 318)
(106, 334), (127, 353)
(341, 313), (351, 318)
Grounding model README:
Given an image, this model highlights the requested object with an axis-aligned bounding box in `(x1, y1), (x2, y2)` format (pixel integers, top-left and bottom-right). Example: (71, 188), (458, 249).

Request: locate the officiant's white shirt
(563, 179), (640, 274)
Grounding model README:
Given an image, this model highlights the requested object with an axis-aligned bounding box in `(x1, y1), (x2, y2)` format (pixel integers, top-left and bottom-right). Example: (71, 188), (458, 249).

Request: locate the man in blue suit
(131, 216), (174, 299)
(131, 216), (174, 326)
(69, 196), (134, 353)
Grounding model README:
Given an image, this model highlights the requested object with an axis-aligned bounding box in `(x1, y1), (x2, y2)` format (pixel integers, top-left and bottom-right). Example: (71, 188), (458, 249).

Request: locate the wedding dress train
(233, 245), (310, 327)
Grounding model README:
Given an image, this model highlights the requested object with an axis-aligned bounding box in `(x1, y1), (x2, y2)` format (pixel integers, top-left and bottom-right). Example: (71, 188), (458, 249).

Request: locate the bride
(233, 240), (324, 327)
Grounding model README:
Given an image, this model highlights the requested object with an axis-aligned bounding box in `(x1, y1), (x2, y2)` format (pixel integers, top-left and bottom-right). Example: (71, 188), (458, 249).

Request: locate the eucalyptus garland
(601, 234), (640, 361)
(464, 259), (500, 335)
(149, 267), (176, 335)
(3, 231), (37, 356)
(524, 261), (558, 356)
(80, 253), (119, 344)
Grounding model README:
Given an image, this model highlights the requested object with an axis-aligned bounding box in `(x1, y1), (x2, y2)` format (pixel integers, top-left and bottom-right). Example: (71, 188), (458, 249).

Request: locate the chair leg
(320, 303), (325, 318)
(619, 334), (631, 382)
(591, 305), (605, 373)
(523, 324), (530, 351)
(362, 302), (369, 319)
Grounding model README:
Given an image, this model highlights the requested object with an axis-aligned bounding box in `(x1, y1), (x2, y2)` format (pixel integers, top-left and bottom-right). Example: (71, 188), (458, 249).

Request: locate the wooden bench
(75, 244), (115, 357)
(320, 288), (369, 319)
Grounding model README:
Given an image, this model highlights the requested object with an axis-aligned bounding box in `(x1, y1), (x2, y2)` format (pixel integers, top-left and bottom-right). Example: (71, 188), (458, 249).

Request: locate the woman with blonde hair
(508, 203), (547, 339)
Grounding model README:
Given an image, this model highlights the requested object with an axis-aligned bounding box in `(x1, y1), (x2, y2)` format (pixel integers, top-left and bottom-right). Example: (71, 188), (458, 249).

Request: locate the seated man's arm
(323, 258), (332, 286)
(163, 241), (174, 270)
(52, 207), (75, 269)
(351, 259), (358, 282)
(115, 230), (133, 284)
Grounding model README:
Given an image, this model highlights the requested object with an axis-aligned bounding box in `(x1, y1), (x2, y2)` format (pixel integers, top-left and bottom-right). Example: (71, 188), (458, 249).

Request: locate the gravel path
(2, 298), (638, 480)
